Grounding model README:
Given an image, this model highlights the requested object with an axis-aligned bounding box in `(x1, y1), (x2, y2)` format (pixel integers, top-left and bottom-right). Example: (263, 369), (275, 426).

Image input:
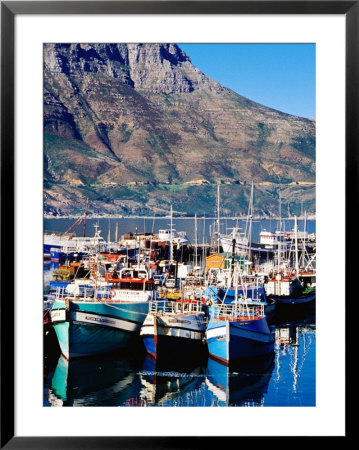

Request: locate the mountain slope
(43, 43), (315, 217)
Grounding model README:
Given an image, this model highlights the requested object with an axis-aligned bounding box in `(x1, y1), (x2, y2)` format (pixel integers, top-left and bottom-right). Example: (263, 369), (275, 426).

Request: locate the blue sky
(178, 43), (315, 119)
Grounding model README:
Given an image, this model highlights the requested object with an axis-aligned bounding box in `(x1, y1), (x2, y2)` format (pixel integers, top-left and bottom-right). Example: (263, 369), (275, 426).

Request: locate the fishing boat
(157, 228), (189, 247)
(50, 266), (157, 359)
(205, 244), (276, 318)
(265, 216), (316, 308)
(44, 199), (90, 258)
(265, 274), (316, 307)
(140, 297), (208, 359)
(219, 184), (275, 259)
(154, 205), (190, 263)
(44, 234), (73, 258)
(215, 271), (276, 318)
(206, 271), (275, 365)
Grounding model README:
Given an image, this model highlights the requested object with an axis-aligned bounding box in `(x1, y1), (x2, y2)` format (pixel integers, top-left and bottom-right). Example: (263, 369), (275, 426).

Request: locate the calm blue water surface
(43, 218), (316, 407)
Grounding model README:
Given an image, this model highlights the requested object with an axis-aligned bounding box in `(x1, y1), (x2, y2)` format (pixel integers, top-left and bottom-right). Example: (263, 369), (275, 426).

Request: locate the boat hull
(140, 313), (207, 359)
(206, 316), (275, 365)
(220, 237), (274, 256)
(270, 291), (316, 306)
(50, 249), (88, 263)
(51, 299), (149, 359)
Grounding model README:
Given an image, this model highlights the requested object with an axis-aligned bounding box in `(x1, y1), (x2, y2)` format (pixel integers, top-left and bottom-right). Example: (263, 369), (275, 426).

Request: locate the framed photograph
(1, 1), (352, 447)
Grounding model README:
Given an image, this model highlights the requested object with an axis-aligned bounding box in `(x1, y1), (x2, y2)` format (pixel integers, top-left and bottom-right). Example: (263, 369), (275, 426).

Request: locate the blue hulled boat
(217, 274), (276, 318)
(205, 273), (276, 318)
(205, 273), (275, 365)
(50, 267), (157, 359)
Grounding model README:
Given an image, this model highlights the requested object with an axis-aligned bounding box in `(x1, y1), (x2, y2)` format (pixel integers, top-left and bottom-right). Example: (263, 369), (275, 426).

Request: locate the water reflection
(44, 309), (315, 407)
(139, 355), (206, 406)
(205, 354), (275, 406)
(270, 313), (316, 405)
(47, 353), (144, 406)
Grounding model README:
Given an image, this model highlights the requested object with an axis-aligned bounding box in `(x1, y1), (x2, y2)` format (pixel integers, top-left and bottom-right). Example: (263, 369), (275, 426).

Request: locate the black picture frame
(1, 1), (351, 447)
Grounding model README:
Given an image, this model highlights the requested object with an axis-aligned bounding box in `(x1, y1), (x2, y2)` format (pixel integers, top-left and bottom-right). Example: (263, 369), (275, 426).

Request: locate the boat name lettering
(85, 315), (116, 325)
(168, 319), (192, 324)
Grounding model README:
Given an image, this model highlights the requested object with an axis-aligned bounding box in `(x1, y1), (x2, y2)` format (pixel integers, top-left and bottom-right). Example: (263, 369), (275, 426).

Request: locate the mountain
(43, 43), (315, 218)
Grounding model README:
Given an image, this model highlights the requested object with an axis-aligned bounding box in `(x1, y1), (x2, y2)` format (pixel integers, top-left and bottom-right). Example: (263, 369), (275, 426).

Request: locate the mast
(278, 192), (282, 271)
(170, 205), (173, 263)
(245, 182), (254, 262)
(249, 183), (253, 250)
(152, 213), (156, 234)
(234, 267), (238, 316)
(217, 183), (220, 253)
(202, 213), (206, 273)
(82, 197), (88, 237)
(115, 222), (118, 243)
(135, 226), (139, 266)
(194, 213), (198, 269)
(231, 238), (236, 279)
(301, 210), (307, 268)
(294, 215), (299, 276)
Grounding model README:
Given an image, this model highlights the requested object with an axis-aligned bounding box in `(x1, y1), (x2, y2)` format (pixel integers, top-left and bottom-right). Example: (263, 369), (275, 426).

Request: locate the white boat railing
(149, 299), (204, 315)
(54, 285), (112, 301)
(214, 301), (265, 321)
(54, 287), (68, 299)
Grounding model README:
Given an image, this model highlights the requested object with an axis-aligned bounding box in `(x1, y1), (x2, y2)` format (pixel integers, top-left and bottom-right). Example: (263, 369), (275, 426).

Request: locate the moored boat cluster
(44, 210), (316, 366)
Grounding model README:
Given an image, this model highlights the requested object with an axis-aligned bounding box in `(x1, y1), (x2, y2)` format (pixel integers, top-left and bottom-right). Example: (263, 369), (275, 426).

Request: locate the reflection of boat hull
(140, 355), (204, 406)
(49, 354), (143, 406)
(206, 316), (275, 365)
(50, 299), (149, 359)
(206, 353), (274, 406)
(142, 334), (206, 360)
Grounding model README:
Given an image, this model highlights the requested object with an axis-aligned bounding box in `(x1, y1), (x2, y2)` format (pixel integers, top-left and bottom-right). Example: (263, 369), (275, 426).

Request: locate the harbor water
(43, 217), (316, 407)
(44, 216), (315, 246)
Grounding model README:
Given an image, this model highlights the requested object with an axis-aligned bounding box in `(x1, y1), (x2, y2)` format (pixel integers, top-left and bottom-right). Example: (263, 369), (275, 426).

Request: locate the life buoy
(110, 290), (115, 299)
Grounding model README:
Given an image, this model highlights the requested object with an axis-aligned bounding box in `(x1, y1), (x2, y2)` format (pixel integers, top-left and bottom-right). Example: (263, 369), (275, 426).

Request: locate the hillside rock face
(43, 43), (315, 217)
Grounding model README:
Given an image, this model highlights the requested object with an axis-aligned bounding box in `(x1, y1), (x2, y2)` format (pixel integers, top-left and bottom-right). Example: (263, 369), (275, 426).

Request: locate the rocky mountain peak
(43, 43), (226, 94)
